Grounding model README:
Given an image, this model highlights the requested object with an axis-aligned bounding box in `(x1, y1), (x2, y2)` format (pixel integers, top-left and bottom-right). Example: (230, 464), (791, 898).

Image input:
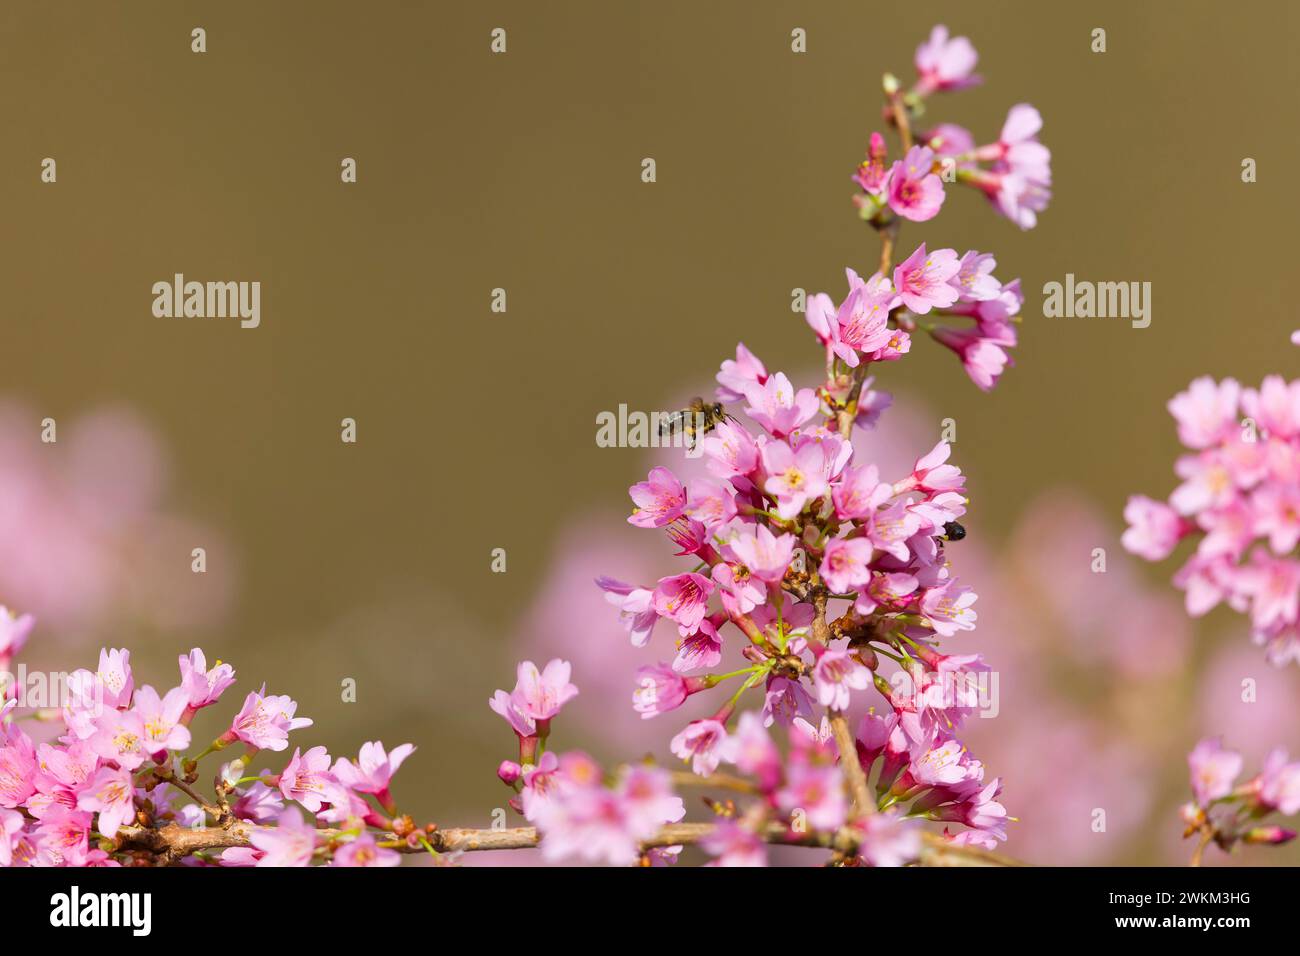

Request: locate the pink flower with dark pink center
(652, 573), (714, 634)
(673, 619), (723, 673)
(225, 686), (313, 753)
(276, 746), (335, 813)
(887, 146), (945, 222)
(893, 244), (960, 314)
(837, 271), (899, 356)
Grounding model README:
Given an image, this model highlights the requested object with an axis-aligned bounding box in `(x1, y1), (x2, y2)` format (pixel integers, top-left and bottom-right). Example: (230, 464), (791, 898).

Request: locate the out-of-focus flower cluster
(487, 26), (1046, 866)
(1181, 738), (1300, 860)
(0, 618), (419, 867)
(0, 403), (234, 637)
(1124, 374), (1300, 666)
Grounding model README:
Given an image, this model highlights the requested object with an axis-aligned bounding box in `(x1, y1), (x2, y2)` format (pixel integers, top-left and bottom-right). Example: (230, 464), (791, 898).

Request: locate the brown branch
(115, 812), (1025, 866)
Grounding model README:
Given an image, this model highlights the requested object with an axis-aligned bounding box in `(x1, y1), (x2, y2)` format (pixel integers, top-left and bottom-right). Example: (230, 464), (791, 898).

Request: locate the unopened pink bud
(1243, 825), (1296, 846)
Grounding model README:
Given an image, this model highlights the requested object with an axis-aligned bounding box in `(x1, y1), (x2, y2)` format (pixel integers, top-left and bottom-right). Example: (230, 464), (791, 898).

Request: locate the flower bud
(1242, 825), (1296, 846)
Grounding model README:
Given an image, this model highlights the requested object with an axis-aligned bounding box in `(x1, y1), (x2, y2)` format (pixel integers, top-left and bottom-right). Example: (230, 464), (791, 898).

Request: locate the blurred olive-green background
(2, 1), (1297, 854)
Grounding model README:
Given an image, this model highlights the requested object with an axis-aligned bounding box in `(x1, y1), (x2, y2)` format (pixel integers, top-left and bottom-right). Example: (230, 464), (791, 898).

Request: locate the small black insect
(942, 521), (966, 542)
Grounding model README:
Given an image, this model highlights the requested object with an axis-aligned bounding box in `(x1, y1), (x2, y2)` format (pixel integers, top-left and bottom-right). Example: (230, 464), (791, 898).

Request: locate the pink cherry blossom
(224, 686), (313, 752)
(761, 440), (829, 520)
(652, 573), (714, 634)
(134, 684), (192, 755)
(670, 719), (729, 776)
(1122, 495), (1187, 561)
(893, 244), (960, 314)
(820, 538), (874, 594)
(510, 659), (580, 721)
(725, 522), (796, 584)
(96, 647), (134, 709)
(1256, 747), (1300, 815)
(276, 746), (336, 813)
(75, 765), (135, 839)
(332, 741), (416, 796)
(701, 819), (768, 867)
(1168, 377), (1241, 450)
(0, 608), (34, 660)
(716, 343), (768, 403)
(742, 372), (820, 437)
(488, 689), (536, 738)
(886, 146), (945, 222)
(920, 581), (978, 636)
(332, 832), (401, 867)
(178, 647), (236, 710)
(913, 24), (980, 94)
(930, 326), (1009, 391)
(595, 576), (659, 647)
(249, 808), (318, 867)
(1187, 737), (1242, 807)
(628, 466), (687, 528)
(856, 810), (921, 867)
(812, 647), (871, 711)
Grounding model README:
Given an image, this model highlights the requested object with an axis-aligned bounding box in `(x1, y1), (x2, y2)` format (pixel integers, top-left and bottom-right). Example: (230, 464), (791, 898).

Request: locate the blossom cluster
(0, 615), (419, 867)
(1181, 737), (1300, 860)
(486, 26), (1040, 866)
(1123, 374), (1300, 666)
(845, 27), (1049, 391)
(857, 26), (1052, 232)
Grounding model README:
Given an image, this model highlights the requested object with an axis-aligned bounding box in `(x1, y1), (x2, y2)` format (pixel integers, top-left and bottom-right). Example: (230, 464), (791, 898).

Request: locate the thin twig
(115, 815), (1026, 866)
